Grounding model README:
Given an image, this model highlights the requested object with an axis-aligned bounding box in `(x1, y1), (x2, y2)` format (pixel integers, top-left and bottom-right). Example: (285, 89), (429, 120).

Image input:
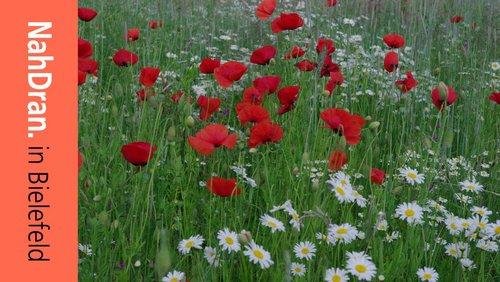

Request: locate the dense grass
(78, 0), (499, 281)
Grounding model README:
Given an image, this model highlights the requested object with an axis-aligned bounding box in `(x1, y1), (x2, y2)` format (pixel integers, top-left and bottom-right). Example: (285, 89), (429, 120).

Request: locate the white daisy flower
(217, 228), (241, 253)
(260, 214), (285, 233)
(385, 231), (400, 242)
(460, 258), (476, 270)
(290, 262), (307, 277)
(459, 179), (484, 194)
(395, 202), (424, 224)
(162, 270), (185, 282)
(491, 61), (500, 71)
(416, 267), (439, 282)
(178, 234), (204, 255)
(346, 251), (377, 281)
(376, 219), (388, 231)
(78, 243), (93, 256)
(445, 243), (461, 258)
(243, 241), (273, 269)
(328, 179), (355, 203)
(324, 267), (350, 282)
(445, 215), (463, 235)
(485, 220), (500, 239)
(293, 241), (316, 261)
(204, 246), (220, 267)
(353, 190), (367, 207)
(399, 167), (425, 186)
(328, 223), (359, 244)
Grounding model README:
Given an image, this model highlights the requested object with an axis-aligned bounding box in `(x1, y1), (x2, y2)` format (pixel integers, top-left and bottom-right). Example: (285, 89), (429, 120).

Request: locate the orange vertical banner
(0, 1), (77, 281)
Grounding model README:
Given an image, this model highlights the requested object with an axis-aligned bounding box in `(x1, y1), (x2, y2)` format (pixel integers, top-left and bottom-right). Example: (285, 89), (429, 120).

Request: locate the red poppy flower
(327, 0), (337, 6)
(78, 38), (93, 58)
(295, 59), (317, 71)
(139, 67), (161, 87)
(78, 58), (99, 76)
(329, 150), (347, 170)
(284, 46), (306, 59)
(113, 49), (138, 67)
(149, 21), (163, 29)
(277, 86), (300, 115)
(136, 88), (156, 103)
(199, 58), (221, 74)
(250, 46), (277, 65)
(431, 85), (457, 111)
(248, 121), (284, 148)
(78, 7), (97, 22)
(214, 61), (248, 88)
(207, 177), (241, 197)
(236, 102), (270, 127)
(171, 91), (193, 104)
(383, 34), (405, 49)
(384, 51), (398, 72)
(320, 108), (366, 145)
(450, 16), (463, 23)
(197, 96), (221, 121)
(256, 0), (277, 20)
(488, 92), (500, 104)
(121, 142), (157, 167)
(127, 28), (140, 42)
(271, 13), (304, 33)
(325, 71), (344, 96)
(370, 168), (385, 185)
(395, 71), (418, 92)
(188, 124), (237, 155)
(320, 56), (340, 77)
(243, 87), (265, 104)
(316, 38), (336, 55)
(253, 76), (281, 94)
(78, 70), (87, 85)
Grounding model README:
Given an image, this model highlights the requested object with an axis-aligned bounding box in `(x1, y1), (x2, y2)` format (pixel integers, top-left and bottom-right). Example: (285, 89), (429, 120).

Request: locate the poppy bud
(302, 152), (310, 163)
(114, 82), (123, 97)
(438, 82), (448, 100)
(434, 67), (441, 76)
(393, 186), (402, 194)
(238, 142), (245, 150)
(111, 219), (119, 229)
(134, 260), (141, 267)
(322, 90), (330, 97)
(423, 137), (433, 149)
(98, 211), (109, 226)
(111, 104), (119, 118)
(93, 194), (102, 202)
(155, 229), (172, 277)
(85, 179), (91, 188)
(365, 115), (372, 121)
(369, 121), (380, 129)
(293, 166), (299, 176)
(237, 230), (252, 245)
(249, 148), (258, 153)
(105, 95), (113, 101)
(339, 136), (347, 150)
(167, 126), (176, 141)
(444, 128), (454, 148)
(269, 58), (276, 65)
(184, 116), (195, 127)
(312, 179), (320, 190)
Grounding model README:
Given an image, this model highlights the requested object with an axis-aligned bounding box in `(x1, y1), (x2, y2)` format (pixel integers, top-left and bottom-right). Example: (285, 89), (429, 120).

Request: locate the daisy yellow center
(268, 221), (277, 228)
(295, 267), (302, 273)
(466, 185), (475, 190)
(353, 191), (360, 197)
(423, 273), (432, 279)
(336, 186), (345, 196)
(293, 213), (299, 221)
(301, 248), (310, 255)
(450, 223), (457, 230)
(332, 275), (341, 282)
(478, 222), (486, 229)
(495, 226), (500, 234)
(462, 222), (470, 227)
(407, 172), (417, 179)
(405, 209), (415, 217)
(253, 249), (264, 260)
(477, 210), (485, 215)
(185, 241), (194, 248)
(337, 228), (348, 234)
(341, 179), (347, 185)
(225, 237), (234, 245)
(355, 264), (367, 273)
(450, 249), (457, 255)
(171, 279), (179, 282)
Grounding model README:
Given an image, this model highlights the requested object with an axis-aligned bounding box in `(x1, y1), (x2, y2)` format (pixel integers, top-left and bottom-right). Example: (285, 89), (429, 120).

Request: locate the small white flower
(260, 214), (285, 233)
(178, 235), (204, 255)
(491, 62), (500, 71)
(395, 202), (424, 224)
(78, 243), (93, 256)
(324, 267), (350, 281)
(416, 267), (439, 282)
(328, 223), (359, 244)
(217, 228), (241, 253)
(459, 179), (484, 194)
(243, 241), (273, 269)
(346, 251), (377, 281)
(162, 270), (185, 282)
(204, 246), (220, 267)
(293, 241), (316, 261)
(290, 262), (307, 277)
(399, 167), (425, 186)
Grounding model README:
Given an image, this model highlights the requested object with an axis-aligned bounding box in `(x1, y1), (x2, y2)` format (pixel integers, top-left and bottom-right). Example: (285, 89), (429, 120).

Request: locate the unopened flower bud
(249, 148), (258, 153)
(365, 115), (372, 121)
(302, 152), (310, 163)
(167, 126), (176, 141)
(269, 58), (276, 65)
(237, 230), (252, 245)
(312, 179), (320, 190)
(393, 186), (402, 194)
(292, 166), (299, 176)
(434, 67), (441, 76)
(322, 90), (330, 97)
(185, 116), (195, 128)
(438, 82), (449, 100)
(105, 95), (113, 101)
(369, 121), (380, 129)
(134, 260), (141, 267)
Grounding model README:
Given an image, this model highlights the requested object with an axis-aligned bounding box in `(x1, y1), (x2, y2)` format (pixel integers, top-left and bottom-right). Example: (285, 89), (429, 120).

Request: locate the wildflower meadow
(77, 0), (500, 281)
